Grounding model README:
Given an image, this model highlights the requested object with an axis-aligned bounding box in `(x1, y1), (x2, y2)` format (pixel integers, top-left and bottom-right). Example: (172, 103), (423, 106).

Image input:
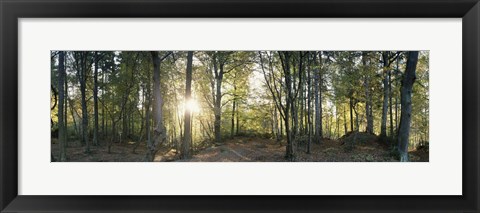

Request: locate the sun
(184, 99), (200, 113)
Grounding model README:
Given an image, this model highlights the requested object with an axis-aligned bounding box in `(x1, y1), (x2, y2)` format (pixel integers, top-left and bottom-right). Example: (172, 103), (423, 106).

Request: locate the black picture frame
(1, 0), (478, 212)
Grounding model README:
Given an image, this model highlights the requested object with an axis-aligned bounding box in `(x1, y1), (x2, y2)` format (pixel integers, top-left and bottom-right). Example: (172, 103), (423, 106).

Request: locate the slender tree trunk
(274, 105), (281, 142)
(396, 54), (400, 132)
(231, 80), (236, 138)
(93, 52), (99, 146)
(145, 96), (151, 152)
(231, 99), (236, 137)
(343, 105), (347, 135)
(79, 52), (90, 154)
(389, 69), (394, 138)
(214, 72), (222, 143)
(280, 113), (283, 137)
(57, 51), (67, 161)
(236, 105), (239, 135)
(397, 51), (419, 162)
(335, 106), (340, 139)
(395, 95), (399, 130)
(363, 52), (374, 134)
(213, 54), (223, 144)
(349, 96), (354, 132)
(299, 85), (304, 135)
(280, 52), (295, 161)
(314, 52), (322, 143)
(68, 98), (79, 139)
(102, 70), (106, 141)
(64, 58), (68, 147)
(380, 51), (390, 139)
(183, 51), (193, 159)
(307, 53), (312, 154)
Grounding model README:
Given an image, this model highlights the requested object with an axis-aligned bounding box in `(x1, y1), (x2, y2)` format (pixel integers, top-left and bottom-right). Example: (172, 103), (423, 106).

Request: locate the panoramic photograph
(50, 51), (429, 162)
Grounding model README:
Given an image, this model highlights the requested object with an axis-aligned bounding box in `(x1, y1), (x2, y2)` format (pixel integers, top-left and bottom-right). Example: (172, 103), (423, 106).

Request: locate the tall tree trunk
(363, 52), (374, 134)
(102, 68), (106, 141)
(335, 105), (340, 139)
(93, 52), (99, 146)
(231, 99), (236, 138)
(395, 55), (400, 132)
(57, 51), (67, 161)
(79, 52), (90, 154)
(183, 51), (193, 159)
(314, 52), (322, 143)
(231, 79), (236, 138)
(380, 51), (390, 139)
(389, 69), (394, 138)
(236, 105), (239, 135)
(145, 84), (151, 152)
(299, 81), (304, 135)
(68, 98), (79, 139)
(395, 95), (399, 130)
(306, 53), (312, 154)
(349, 96), (354, 132)
(213, 54), (223, 144)
(280, 112), (283, 137)
(274, 105), (281, 142)
(397, 51), (419, 162)
(343, 105), (347, 135)
(146, 51), (168, 161)
(281, 52), (295, 161)
(64, 57), (68, 147)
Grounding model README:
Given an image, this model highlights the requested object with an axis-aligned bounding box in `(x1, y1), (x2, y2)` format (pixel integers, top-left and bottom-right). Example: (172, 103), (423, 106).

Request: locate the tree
(57, 51), (67, 161)
(306, 52), (313, 153)
(362, 52), (374, 134)
(397, 51), (419, 162)
(380, 51), (401, 140)
(74, 51), (91, 154)
(259, 51), (294, 160)
(146, 51), (170, 161)
(51, 50), (429, 163)
(183, 51), (194, 159)
(314, 52), (322, 142)
(93, 51), (100, 146)
(278, 51), (296, 161)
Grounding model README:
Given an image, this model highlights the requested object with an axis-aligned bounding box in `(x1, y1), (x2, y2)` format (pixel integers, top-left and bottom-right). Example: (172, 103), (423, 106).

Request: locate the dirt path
(187, 137), (285, 162)
(181, 134), (428, 162)
(52, 134), (428, 162)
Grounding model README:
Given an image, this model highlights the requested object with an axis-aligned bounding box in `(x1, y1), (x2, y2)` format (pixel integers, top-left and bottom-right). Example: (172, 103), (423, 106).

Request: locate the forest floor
(52, 132), (428, 162)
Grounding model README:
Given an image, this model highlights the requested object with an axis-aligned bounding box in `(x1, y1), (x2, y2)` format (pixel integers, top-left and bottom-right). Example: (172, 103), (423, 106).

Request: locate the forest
(51, 51), (429, 162)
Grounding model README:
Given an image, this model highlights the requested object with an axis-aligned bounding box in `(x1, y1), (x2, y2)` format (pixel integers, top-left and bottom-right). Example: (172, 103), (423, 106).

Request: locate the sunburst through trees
(50, 51), (429, 162)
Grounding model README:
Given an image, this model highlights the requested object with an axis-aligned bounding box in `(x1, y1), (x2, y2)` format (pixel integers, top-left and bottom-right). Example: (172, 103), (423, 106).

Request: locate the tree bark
(236, 104), (239, 135)
(57, 51), (67, 161)
(93, 52), (99, 146)
(183, 51), (193, 159)
(397, 51), (419, 162)
(213, 53), (223, 144)
(280, 52), (295, 161)
(231, 76), (237, 138)
(349, 96), (354, 132)
(231, 98), (236, 138)
(343, 105), (347, 135)
(389, 68), (394, 138)
(64, 56), (68, 147)
(363, 52), (374, 134)
(380, 51), (390, 139)
(307, 53), (312, 154)
(146, 51), (168, 161)
(314, 52), (322, 143)
(77, 52), (90, 154)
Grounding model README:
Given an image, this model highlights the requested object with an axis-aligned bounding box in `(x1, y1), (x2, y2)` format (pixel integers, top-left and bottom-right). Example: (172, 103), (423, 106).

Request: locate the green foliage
(51, 50), (429, 160)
